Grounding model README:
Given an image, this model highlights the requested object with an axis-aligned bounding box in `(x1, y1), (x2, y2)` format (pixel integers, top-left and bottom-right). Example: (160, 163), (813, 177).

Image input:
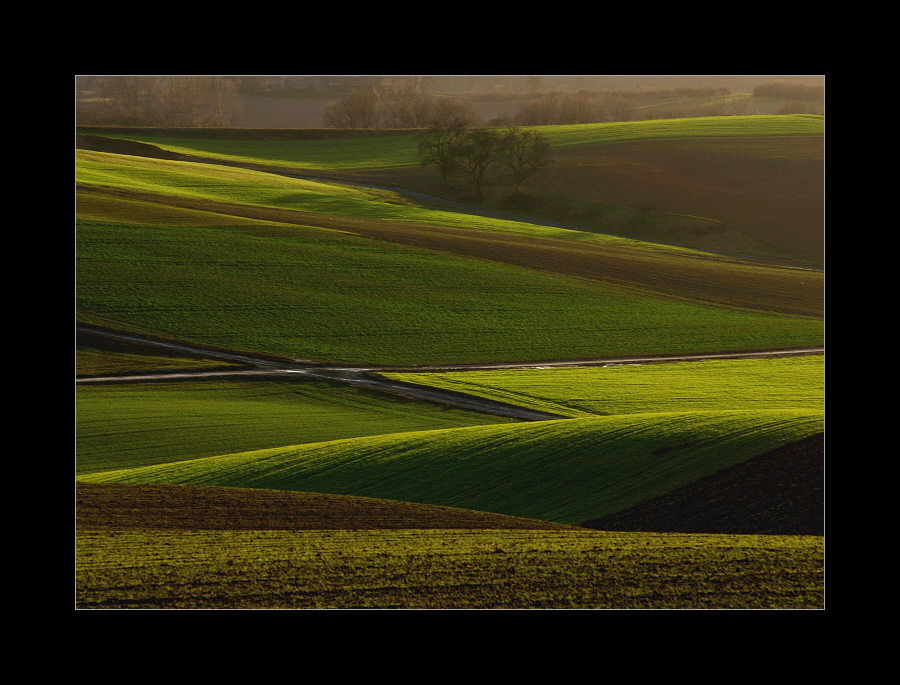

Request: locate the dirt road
(76, 326), (823, 422)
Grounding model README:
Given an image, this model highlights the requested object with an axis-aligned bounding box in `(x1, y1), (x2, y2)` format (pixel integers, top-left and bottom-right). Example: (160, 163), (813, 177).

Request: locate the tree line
(76, 76), (239, 126)
(417, 124), (553, 199)
(322, 78), (481, 129)
(752, 82), (824, 101)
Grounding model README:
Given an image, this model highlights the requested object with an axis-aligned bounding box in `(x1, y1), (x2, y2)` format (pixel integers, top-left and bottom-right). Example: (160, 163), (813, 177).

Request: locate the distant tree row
(509, 92), (637, 125)
(752, 82), (824, 101)
(418, 125), (553, 199)
(323, 79), (481, 129)
(76, 76), (239, 126)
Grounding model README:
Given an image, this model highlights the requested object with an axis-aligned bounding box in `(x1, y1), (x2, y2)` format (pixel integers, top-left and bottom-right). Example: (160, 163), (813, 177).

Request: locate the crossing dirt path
(76, 325), (823, 422)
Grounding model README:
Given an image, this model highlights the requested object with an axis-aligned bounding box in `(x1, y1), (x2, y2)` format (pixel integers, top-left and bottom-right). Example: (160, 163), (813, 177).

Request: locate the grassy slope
(78, 115), (824, 265)
(76, 151), (823, 316)
(76, 377), (517, 475)
(78, 409), (823, 525)
(76, 152), (822, 365)
(383, 355), (824, 419)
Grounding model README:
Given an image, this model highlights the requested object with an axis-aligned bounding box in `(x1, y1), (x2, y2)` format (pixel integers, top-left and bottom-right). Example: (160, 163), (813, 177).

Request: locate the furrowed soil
(361, 135), (824, 266)
(75, 482), (581, 531)
(581, 433), (824, 534)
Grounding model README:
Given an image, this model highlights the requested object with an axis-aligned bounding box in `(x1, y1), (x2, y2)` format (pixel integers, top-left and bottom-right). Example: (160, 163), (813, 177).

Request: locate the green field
(78, 408), (822, 524)
(385, 355), (824, 419)
(76, 377), (516, 475)
(77, 115), (823, 171)
(76, 528), (823, 609)
(76, 149), (822, 365)
(75, 112), (825, 610)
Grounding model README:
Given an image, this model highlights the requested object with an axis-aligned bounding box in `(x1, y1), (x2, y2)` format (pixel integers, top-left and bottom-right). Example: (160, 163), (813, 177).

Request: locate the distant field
(532, 115), (823, 148)
(76, 151), (823, 316)
(77, 115), (824, 265)
(76, 527), (823, 609)
(78, 409), (823, 524)
(76, 377), (516, 475)
(385, 355), (824, 419)
(366, 128), (824, 265)
(76, 152), (822, 365)
(77, 115), (823, 171)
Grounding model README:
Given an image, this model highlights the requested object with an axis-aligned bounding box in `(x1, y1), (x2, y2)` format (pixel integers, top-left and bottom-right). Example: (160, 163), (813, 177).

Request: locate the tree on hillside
(459, 129), (504, 199)
(501, 127), (553, 193)
(418, 123), (468, 185)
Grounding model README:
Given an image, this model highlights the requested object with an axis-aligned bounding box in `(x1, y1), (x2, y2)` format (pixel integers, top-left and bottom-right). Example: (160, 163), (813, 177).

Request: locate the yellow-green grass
(530, 114), (823, 149)
(76, 528), (823, 609)
(384, 355), (824, 419)
(77, 115), (823, 171)
(76, 378), (517, 475)
(78, 409), (823, 524)
(76, 156), (822, 365)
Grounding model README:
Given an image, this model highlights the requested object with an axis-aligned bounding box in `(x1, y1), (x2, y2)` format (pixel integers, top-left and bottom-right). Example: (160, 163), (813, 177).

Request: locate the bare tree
(375, 78), (434, 128)
(427, 98), (481, 129)
(322, 88), (379, 128)
(83, 76), (238, 126)
(501, 127), (553, 193)
(418, 123), (468, 185)
(459, 129), (503, 199)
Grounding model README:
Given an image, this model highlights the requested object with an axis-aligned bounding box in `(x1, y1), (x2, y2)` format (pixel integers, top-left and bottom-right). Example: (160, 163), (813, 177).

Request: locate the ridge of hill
(78, 409), (823, 525)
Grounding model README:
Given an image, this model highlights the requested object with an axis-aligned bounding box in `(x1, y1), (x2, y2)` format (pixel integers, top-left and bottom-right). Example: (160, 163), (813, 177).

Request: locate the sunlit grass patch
(79, 409), (823, 524)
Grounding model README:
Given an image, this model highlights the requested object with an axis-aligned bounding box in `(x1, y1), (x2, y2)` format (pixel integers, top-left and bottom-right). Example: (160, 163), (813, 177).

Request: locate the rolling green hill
(74, 115), (825, 609)
(384, 355), (824, 419)
(77, 115), (824, 265)
(76, 377), (517, 475)
(78, 409), (823, 525)
(76, 149), (822, 366)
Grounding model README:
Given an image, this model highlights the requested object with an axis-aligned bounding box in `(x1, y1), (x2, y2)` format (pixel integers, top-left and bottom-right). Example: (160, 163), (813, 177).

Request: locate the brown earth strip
(580, 433), (824, 535)
(75, 482), (582, 531)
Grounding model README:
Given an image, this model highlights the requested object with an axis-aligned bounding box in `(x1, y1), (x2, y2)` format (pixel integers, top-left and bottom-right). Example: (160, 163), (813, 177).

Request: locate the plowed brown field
(582, 433), (824, 534)
(76, 482), (582, 531)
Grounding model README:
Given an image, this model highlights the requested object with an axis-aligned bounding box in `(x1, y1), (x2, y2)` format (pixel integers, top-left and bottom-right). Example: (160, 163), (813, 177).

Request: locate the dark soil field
(582, 433), (824, 534)
(76, 482), (582, 531)
(548, 136), (824, 264)
(365, 135), (824, 267)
